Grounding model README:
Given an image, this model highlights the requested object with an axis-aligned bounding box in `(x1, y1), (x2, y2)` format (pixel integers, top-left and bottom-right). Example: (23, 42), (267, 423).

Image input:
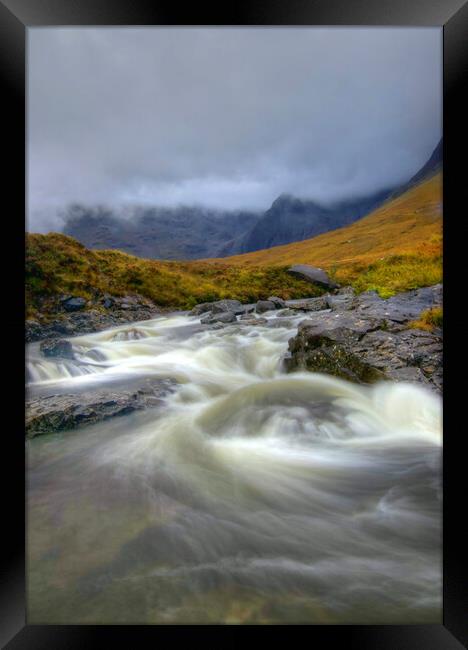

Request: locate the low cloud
(28, 27), (442, 231)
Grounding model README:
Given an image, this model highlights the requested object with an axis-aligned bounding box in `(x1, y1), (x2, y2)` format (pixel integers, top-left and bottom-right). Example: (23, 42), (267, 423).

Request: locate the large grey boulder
(190, 299), (244, 316)
(284, 283), (443, 392)
(25, 378), (177, 438)
(287, 265), (338, 290)
(256, 300), (276, 313)
(200, 311), (237, 324)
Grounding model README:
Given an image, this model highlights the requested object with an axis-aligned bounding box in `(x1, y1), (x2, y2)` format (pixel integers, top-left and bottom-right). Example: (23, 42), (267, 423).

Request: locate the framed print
(1, 0), (467, 647)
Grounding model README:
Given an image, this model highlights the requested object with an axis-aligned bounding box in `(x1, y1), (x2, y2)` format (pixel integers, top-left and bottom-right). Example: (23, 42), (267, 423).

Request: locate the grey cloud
(28, 27), (442, 231)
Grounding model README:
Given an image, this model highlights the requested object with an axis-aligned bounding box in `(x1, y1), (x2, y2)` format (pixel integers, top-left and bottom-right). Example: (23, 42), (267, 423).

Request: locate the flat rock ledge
(284, 284), (442, 393)
(26, 293), (163, 343)
(26, 378), (177, 438)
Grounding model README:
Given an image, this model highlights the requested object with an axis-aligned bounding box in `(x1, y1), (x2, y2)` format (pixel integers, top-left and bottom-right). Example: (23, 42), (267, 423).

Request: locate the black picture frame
(2, 0), (467, 647)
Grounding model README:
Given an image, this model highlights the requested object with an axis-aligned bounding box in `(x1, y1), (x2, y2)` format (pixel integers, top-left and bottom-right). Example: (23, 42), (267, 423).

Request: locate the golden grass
(198, 173), (442, 297)
(26, 173), (442, 316)
(409, 306), (443, 331)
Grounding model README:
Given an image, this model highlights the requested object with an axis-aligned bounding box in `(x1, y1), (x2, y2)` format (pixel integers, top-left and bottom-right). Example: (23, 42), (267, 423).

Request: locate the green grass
(26, 233), (321, 318)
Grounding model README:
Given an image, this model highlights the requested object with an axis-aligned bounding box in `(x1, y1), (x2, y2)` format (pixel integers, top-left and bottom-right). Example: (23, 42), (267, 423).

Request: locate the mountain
(221, 138), (442, 256)
(63, 205), (260, 260)
(220, 188), (394, 255)
(27, 171), (442, 322)
(407, 139), (442, 187)
(60, 139), (442, 261)
(220, 172), (442, 288)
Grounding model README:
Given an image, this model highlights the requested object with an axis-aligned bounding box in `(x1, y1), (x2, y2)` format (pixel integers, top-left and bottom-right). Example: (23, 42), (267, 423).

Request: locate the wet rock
(25, 378), (177, 438)
(62, 297), (87, 312)
(284, 323), (386, 383)
(284, 284), (443, 392)
(276, 309), (297, 317)
(255, 300), (276, 313)
(286, 296), (330, 312)
(287, 265), (338, 290)
(40, 339), (75, 360)
(190, 299), (244, 316)
(239, 317), (268, 326)
(200, 311), (237, 324)
(267, 296), (287, 309)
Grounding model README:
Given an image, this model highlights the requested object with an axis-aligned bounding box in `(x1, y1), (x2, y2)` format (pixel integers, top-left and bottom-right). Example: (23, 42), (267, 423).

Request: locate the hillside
(221, 187), (394, 256)
(26, 234), (320, 319)
(211, 172), (442, 297)
(58, 140), (441, 261)
(26, 171), (442, 319)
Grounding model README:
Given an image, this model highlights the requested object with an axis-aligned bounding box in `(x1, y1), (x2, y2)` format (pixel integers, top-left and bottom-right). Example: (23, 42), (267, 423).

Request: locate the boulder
(284, 323), (385, 384)
(287, 296), (330, 312)
(267, 296), (287, 309)
(255, 300), (276, 313)
(284, 284), (443, 392)
(287, 265), (338, 290)
(62, 297), (87, 312)
(25, 378), (177, 438)
(200, 311), (237, 324)
(40, 338), (75, 360)
(190, 299), (244, 316)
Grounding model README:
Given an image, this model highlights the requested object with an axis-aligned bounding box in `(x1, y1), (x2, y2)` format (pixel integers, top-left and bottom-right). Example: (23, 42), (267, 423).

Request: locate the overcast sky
(28, 27), (442, 231)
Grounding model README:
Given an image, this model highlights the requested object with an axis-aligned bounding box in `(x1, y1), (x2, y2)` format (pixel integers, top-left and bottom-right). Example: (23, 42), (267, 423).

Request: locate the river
(26, 309), (442, 624)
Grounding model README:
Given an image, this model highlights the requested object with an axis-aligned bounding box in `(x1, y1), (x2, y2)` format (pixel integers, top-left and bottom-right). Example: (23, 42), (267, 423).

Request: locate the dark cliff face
(221, 187), (395, 255)
(408, 139), (442, 187)
(63, 205), (260, 260)
(61, 139), (442, 261)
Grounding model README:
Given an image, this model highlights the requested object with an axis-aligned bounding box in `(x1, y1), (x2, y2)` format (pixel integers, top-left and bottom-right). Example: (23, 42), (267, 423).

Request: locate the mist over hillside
(63, 205), (260, 260)
(61, 139), (441, 261)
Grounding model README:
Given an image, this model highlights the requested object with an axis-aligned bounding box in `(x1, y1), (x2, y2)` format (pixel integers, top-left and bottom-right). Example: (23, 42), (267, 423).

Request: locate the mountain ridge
(58, 138), (442, 261)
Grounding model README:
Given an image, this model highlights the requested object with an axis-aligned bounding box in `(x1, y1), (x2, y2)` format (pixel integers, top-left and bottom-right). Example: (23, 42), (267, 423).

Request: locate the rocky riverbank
(283, 284), (442, 392)
(189, 283), (443, 393)
(26, 292), (164, 342)
(26, 377), (177, 438)
(25, 279), (443, 438)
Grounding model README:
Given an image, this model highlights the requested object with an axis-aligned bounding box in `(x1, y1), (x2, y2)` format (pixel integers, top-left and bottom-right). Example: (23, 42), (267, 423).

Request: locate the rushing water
(27, 310), (442, 624)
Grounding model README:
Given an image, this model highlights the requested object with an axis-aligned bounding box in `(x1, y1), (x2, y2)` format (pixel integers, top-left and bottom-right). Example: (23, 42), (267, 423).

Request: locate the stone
(286, 296), (330, 312)
(200, 311), (237, 324)
(284, 284), (443, 393)
(190, 299), (244, 316)
(25, 378), (177, 438)
(287, 265), (338, 289)
(267, 296), (287, 309)
(62, 297), (87, 312)
(40, 338), (75, 360)
(255, 300), (276, 313)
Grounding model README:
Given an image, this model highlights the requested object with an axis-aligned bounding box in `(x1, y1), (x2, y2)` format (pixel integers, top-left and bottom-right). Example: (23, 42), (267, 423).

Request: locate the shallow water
(27, 310), (442, 623)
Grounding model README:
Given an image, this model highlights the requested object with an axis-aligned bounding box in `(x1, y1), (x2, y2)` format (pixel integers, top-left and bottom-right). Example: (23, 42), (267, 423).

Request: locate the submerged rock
(26, 378), (177, 438)
(40, 338), (75, 360)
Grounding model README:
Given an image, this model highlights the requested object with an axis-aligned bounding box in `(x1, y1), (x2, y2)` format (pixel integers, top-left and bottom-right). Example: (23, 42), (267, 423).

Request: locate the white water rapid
(27, 309), (442, 624)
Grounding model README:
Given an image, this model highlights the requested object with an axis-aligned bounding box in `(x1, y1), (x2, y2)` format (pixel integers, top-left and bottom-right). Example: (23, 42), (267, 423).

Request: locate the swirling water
(27, 310), (442, 624)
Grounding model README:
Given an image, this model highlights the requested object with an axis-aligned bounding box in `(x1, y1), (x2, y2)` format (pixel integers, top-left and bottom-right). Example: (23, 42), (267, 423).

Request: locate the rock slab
(26, 378), (177, 438)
